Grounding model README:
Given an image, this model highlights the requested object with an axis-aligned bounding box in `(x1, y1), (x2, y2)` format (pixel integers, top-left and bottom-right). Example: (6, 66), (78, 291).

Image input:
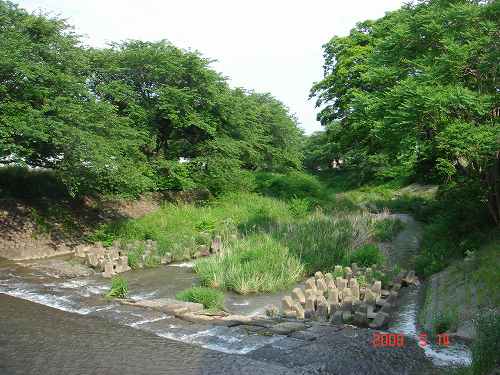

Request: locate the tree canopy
(310, 0), (499, 224)
(0, 1), (303, 197)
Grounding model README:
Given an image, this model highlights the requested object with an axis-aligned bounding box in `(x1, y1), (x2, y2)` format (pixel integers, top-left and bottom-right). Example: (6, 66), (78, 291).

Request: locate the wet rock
(369, 312), (390, 329)
(330, 311), (343, 324)
(353, 311), (368, 326)
(270, 322), (308, 335)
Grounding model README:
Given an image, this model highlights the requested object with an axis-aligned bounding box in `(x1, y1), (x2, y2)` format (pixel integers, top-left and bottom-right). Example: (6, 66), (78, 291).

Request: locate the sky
(16, 0), (404, 134)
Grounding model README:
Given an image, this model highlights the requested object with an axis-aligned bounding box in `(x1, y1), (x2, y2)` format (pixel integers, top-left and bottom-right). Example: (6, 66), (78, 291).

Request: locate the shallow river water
(0, 213), (472, 370)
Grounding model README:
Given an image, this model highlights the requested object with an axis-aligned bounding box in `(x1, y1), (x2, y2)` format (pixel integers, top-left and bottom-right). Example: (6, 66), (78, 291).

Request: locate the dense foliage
(310, 0), (499, 225)
(0, 1), (303, 197)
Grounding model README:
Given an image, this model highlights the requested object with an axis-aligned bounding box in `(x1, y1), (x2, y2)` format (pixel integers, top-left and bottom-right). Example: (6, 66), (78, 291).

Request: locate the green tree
(311, 0), (499, 224)
(0, 1), (153, 196)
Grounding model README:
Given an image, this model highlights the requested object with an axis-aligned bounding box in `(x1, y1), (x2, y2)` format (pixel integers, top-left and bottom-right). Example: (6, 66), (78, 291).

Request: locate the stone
(403, 270), (416, 286)
(348, 278), (358, 288)
(270, 322), (307, 335)
(316, 296), (329, 320)
(121, 298), (203, 314)
(305, 277), (317, 290)
(343, 287), (352, 298)
(198, 245), (210, 257)
(392, 283), (402, 292)
(324, 273), (334, 283)
(102, 261), (115, 278)
(265, 304), (279, 318)
(210, 236), (222, 253)
(107, 247), (120, 260)
(330, 311), (343, 324)
(294, 302), (305, 320)
(342, 296), (353, 312)
(351, 263), (359, 273)
(160, 253), (172, 264)
(305, 295), (316, 313)
(386, 290), (398, 304)
(380, 302), (393, 314)
(367, 305), (376, 319)
(381, 289), (390, 298)
(342, 311), (352, 323)
(354, 311), (368, 326)
(327, 288), (339, 304)
(372, 281), (382, 298)
(117, 256), (130, 273)
(282, 296), (295, 311)
(351, 284), (360, 301)
(75, 245), (90, 258)
(355, 302), (368, 314)
(314, 271), (324, 280)
(364, 289), (376, 306)
(283, 310), (297, 319)
(369, 312), (390, 329)
(326, 279), (336, 290)
(337, 278), (347, 291)
(292, 288), (306, 305)
(86, 252), (99, 267)
(316, 278), (327, 293)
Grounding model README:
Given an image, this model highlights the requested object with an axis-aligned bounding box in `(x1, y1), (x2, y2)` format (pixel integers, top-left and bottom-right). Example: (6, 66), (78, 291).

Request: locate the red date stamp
(373, 332), (450, 348)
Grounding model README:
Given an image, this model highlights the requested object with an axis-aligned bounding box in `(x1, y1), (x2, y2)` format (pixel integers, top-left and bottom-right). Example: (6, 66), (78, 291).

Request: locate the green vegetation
(431, 310), (459, 336)
(176, 287), (225, 311)
(471, 310), (500, 375)
(350, 244), (384, 267)
(106, 276), (128, 299)
(373, 218), (405, 242)
(0, 1), (302, 198)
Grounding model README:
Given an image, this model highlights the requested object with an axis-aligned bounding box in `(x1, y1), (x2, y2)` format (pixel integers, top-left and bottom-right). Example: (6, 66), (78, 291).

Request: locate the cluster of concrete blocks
(276, 264), (415, 329)
(74, 235), (224, 278)
(75, 242), (133, 278)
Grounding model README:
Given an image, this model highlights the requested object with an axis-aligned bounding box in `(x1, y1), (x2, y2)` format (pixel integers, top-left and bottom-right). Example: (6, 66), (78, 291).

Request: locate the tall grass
(91, 192), (294, 261)
(195, 234), (304, 294)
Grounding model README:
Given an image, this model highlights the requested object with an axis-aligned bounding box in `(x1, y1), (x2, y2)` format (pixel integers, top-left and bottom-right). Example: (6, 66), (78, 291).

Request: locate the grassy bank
(92, 179), (397, 294)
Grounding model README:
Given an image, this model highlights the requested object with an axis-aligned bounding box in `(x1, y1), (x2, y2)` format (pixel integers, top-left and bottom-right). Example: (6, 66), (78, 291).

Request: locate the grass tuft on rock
(106, 276), (128, 299)
(176, 286), (224, 310)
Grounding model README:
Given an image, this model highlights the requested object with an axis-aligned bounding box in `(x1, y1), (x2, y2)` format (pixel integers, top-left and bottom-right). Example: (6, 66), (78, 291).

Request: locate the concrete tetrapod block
(314, 271), (324, 280)
(305, 295), (316, 319)
(343, 287), (352, 299)
(334, 265), (343, 275)
(372, 281), (382, 298)
(294, 302), (305, 320)
(354, 311), (368, 326)
(351, 284), (360, 301)
(348, 278), (358, 288)
(316, 278), (328, 294)
(326, 279), (336, 290)
(282, 296), (295, 311)
(364, 289), (377, 306)
(342, 296), (353, 312)
(324, 273), (334, 283)
(369, 312), (390, 329)
(337, 278), (347, 291)
(102, 261), (115, 278)
(327, 288), (339, 304)
(380, 302), (393, 314)
(292, 288), (306, 305)
(305, 277), (317, 291)
(330, 310), (343, 325)
(316, 296), (329, 321)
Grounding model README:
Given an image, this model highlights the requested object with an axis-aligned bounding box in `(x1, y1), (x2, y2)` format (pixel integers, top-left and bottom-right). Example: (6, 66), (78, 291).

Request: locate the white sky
(16, 0), (403, 134)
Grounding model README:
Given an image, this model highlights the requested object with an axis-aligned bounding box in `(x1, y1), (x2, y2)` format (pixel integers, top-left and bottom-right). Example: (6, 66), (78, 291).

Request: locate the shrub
(349, 244), (384, 267)
(373, 218), (405, 241)
(176, 286), (225, 310)
(106, 276), (128, 299)
(431, 310), (459, 336)
(255, 172), (324, 201)
(471, 310), (500, 375)
(195, 234), (304, 294)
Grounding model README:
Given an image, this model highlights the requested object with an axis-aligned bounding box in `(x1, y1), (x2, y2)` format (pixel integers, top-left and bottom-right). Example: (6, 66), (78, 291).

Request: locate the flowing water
(0, 214), (472, 368)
